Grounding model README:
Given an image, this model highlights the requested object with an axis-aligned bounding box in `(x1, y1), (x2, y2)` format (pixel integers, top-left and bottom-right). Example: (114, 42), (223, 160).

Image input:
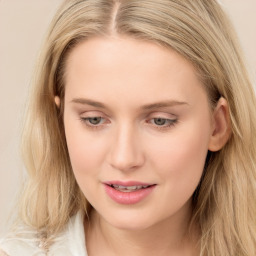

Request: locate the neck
(85, 203), (200, 256)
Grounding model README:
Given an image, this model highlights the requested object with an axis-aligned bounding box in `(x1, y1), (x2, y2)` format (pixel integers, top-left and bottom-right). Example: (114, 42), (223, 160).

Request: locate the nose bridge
(108, 121), (144, 171)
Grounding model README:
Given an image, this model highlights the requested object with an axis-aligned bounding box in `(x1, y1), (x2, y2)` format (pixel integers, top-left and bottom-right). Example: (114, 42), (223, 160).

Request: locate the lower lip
(104, 184), (156, 205)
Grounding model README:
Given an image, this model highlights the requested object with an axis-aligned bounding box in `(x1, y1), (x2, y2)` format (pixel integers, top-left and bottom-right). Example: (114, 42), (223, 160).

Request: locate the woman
(1, 0), (256, 255)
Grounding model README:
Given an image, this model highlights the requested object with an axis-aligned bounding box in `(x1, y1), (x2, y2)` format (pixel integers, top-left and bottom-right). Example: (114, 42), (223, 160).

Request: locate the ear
(54, 96), (61, 108)
(208, 97), (231, 152)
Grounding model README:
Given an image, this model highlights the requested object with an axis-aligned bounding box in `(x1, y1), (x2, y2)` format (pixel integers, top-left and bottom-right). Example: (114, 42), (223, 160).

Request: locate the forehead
(64, 36), (206, 108)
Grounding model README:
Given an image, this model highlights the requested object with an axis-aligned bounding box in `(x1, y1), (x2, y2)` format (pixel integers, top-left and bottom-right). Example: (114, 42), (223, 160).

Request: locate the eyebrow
(141, 100), (188, 110)
(71, 98), (106, 108)
(70, 98), (188, 110)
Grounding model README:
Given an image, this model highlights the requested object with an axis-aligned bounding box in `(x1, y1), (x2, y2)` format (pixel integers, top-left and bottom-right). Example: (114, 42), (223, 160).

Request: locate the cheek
(149, 119), (211, 199)
(173, 128), (209, 174)
(64, 124), (109, 204)
(64, 118), (108, 180)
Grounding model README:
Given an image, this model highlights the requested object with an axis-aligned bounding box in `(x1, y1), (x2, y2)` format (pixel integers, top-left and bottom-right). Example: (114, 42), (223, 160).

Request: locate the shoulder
(0, 248), (9, 256)
(0, 232), (46, 256)
(49, 211), (88, 256)
(0, 211), (87, 256)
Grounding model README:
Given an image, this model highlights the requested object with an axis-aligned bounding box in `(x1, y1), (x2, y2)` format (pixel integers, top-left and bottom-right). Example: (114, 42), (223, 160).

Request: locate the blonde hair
(20, 0), (256, 255)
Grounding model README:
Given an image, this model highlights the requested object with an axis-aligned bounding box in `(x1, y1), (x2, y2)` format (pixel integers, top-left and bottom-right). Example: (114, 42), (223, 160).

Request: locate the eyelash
(80, 117), (108, 130)
(147, 118), (178, 130)
(79, 117), (178, 131)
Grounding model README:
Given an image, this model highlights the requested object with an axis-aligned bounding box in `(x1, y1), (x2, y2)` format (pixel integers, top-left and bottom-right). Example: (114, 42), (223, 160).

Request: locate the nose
(107, 124), (145, 172)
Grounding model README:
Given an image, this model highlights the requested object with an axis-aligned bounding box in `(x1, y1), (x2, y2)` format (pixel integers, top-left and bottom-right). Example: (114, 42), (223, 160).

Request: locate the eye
(148, 117), (177, 128)
(80, 116), (107, 127)
(86, 117), (103, 125)
(153, 118), (169, 126)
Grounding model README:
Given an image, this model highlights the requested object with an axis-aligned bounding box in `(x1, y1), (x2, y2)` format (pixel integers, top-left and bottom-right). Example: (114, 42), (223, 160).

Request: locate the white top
(0, 211), (88, 256)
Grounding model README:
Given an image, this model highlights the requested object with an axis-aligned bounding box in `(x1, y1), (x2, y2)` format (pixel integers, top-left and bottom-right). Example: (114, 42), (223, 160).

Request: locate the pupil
(90, 117), (101, 125)
(154, 118), (166, 126)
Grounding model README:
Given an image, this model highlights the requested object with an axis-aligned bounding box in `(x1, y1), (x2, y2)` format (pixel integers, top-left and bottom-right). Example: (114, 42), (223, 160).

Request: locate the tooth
(111, 184), (150, 192)
(126, 186), (137, 190)
(118, 188), (129, 192)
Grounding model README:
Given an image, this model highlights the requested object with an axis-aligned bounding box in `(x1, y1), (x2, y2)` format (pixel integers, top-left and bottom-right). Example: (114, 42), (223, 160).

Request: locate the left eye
(150, 118), (176, 127)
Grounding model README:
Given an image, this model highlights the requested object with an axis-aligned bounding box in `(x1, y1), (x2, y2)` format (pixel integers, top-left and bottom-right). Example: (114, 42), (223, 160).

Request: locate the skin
(58, 36), (230, 256)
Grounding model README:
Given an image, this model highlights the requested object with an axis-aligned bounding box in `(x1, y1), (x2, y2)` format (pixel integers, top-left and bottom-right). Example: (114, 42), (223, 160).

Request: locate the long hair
(20, 0), (256, 255)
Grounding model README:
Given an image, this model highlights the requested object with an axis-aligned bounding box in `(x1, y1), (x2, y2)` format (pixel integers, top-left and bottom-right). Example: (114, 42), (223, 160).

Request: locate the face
(63, 36), (213, 231)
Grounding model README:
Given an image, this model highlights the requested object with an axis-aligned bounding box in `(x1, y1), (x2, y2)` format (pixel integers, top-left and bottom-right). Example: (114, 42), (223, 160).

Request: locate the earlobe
(208, 97), (231, 152)
(54, 96), (61, 108)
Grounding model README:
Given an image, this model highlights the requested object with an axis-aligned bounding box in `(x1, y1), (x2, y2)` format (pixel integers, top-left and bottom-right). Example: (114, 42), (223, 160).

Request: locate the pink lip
(104, 181), (156, 205)
(105, 180), (153, 186)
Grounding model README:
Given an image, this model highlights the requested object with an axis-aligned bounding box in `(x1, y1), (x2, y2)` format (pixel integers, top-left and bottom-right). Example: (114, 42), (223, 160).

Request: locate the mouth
(103, 181), (156, 204)
(104, 181), (156, 192)
(108, 184), (153, 192)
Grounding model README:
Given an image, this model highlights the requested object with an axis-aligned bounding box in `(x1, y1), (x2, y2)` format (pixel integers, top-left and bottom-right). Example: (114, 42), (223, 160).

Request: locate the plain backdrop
(0, 0), (255, 236)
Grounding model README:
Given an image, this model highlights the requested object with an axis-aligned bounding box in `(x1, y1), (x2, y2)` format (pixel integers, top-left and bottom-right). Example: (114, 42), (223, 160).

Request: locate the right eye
(80, 116), (107, 128)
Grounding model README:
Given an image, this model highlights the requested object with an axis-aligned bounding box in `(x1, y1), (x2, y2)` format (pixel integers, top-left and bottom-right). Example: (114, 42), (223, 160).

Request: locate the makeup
(104, 181), (156, 205)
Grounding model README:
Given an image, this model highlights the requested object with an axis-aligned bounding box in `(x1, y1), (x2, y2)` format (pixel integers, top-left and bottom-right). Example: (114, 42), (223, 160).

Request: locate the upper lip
(104, 180), (155, 187)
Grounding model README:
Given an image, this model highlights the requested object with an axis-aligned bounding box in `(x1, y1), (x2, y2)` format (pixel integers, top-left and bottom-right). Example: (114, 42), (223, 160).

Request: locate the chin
(102, 209), (158, 231)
